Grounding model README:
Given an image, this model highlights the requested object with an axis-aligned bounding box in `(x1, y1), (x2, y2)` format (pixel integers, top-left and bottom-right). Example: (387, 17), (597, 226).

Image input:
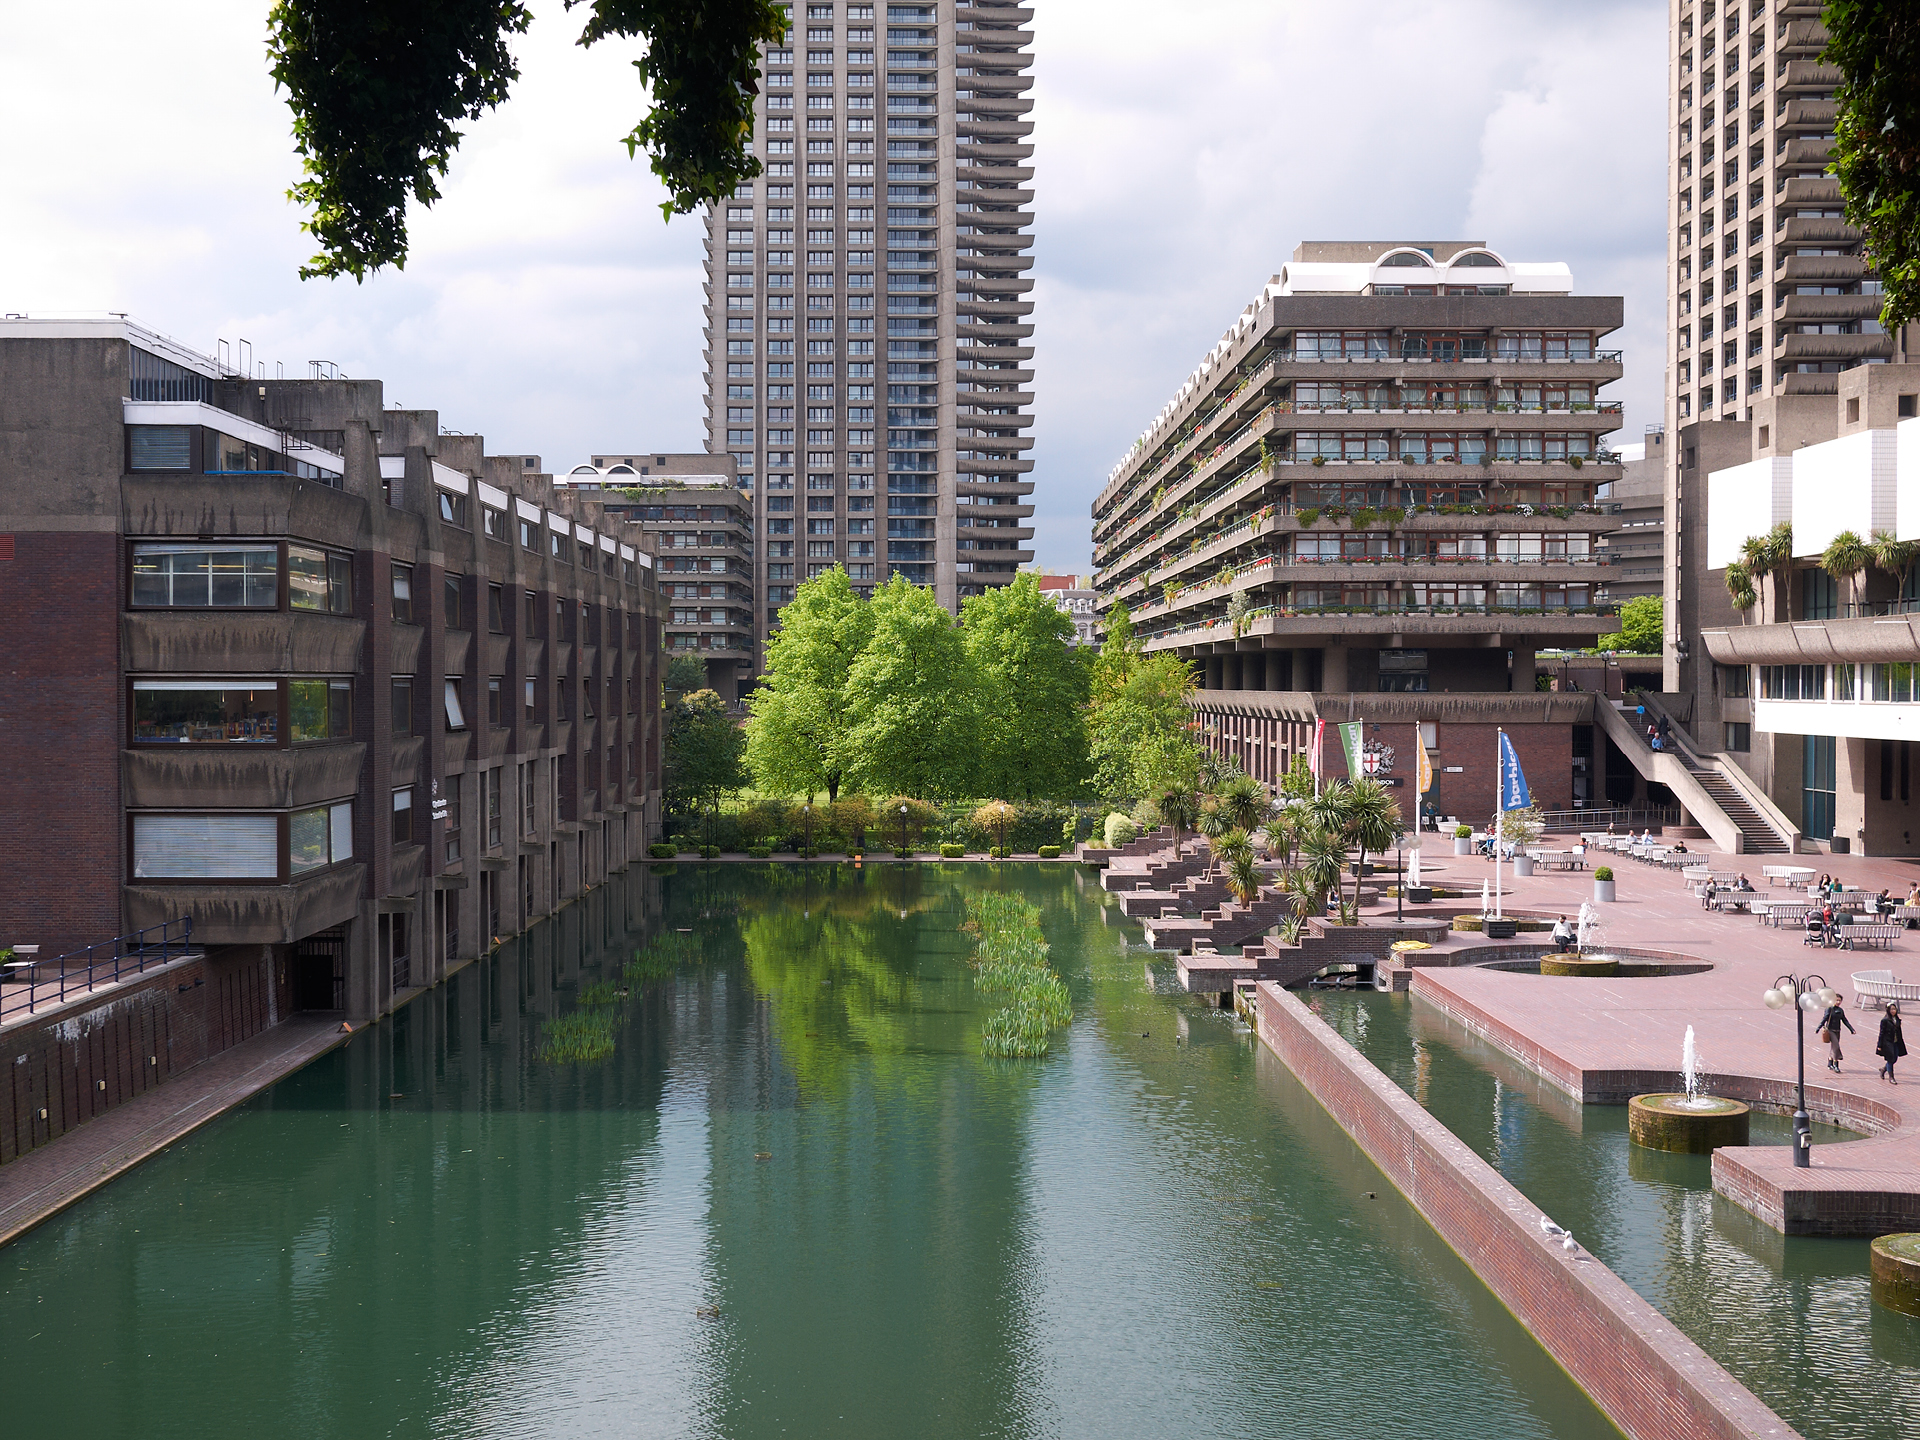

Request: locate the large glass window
(132, 681), (278, 744)
(392, 677), (414, 736)
(392, 787), (415, 846)
(289, 679), (352, 742)
(1802, 568), (1838, 620)
(133, 814), (279, 879)
(1803, 735), (1837, 842)
(1872, 663), (1916, 702)
(128, 426), (192, 471)
(288, 545), (352, 614)
(131, 543), (278, 609)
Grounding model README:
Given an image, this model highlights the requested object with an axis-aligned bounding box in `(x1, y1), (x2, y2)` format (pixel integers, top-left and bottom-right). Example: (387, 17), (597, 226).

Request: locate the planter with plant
(1454, 823), (1474, 856)
(1594, 865), (1616, 902)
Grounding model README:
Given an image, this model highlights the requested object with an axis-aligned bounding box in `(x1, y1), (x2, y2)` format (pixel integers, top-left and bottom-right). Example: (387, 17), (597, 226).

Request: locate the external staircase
(1594, 695), (1800, 854)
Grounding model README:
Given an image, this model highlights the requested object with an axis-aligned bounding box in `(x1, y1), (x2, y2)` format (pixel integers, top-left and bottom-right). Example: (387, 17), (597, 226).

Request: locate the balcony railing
(2, 917), (195, 1024)
(1133, 600), (1617, 645)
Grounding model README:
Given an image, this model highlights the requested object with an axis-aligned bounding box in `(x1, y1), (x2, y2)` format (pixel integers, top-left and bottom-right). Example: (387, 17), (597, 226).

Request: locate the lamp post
(1763, 972), (1838, 1167)
(1396, 843), (1403, 922)
(899, 803), (910, 857)
(802, 803), (812, 857)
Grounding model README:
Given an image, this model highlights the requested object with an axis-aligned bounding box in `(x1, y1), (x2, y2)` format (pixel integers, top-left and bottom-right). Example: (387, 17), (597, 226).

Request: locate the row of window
(1290, 331), (1600, 361)
(1758, 663), (1920, 704)
(1289, 432), (1598, 461)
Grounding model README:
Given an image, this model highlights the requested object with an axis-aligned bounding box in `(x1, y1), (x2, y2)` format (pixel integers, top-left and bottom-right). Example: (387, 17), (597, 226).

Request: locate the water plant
(538, 1008), (618, 1064)
(966, 891), (1073, 1058)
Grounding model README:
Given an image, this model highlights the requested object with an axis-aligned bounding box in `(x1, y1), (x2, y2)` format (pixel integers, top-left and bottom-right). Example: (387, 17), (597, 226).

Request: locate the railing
(1, 917), (195, 1024)
(1135, 600), (1617, 644)
(1531, 805), (1683, 833)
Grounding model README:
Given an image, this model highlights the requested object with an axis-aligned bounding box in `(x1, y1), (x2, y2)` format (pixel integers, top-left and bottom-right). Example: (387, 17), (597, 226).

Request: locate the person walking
(1819, 998), (1855, 1072)
(1879, 1002), (1908, 1084)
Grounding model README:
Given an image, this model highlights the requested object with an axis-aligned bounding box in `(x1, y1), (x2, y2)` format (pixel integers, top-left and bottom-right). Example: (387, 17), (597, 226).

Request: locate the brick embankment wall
(1253, 981), (1798, 1440)
(1, 944), (282, 1165)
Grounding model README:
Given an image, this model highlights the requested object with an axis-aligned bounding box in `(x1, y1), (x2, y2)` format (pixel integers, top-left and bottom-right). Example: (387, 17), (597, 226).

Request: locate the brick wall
(1253, 981), (1793, 1440)
(0, 943), (278, 1166)
(0, 531), (122, 953)
(1417, 721), (1574, 825)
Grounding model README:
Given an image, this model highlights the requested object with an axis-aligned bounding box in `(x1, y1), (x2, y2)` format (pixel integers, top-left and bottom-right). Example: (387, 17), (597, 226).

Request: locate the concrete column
(1205, 656), (1224, 689)
(1293, 648), (1317, 691)
(1244, 653), (1266, 690)
(1321, 645), (1348, 691)
(1226, 655), (1244, 690)
(1511, 642), (1537, 694)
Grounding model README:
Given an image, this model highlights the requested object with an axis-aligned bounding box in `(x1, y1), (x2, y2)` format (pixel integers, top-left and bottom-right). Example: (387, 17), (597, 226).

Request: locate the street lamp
(801, 803), (812, 857)
(1396, 843), (1403, 922)
(1763, 972), (1839, 1167)
(899, 803), (910, 857)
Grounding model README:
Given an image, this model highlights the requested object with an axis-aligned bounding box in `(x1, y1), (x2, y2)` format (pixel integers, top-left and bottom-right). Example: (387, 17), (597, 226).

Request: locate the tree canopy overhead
(267, 0), (786, 280)
(1825, 0), (1920, 332)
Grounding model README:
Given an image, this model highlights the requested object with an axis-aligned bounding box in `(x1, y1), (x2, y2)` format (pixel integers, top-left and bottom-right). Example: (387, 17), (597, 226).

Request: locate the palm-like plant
(1871, 530), (1920, 610)
(1337, 778), (1405, 919)
(1724, 558), (1756, 618)
(1159, 785), (1202, 858)
(1822, 529), (1871, 612)
(1295, 826), (1346, 921)
(1265, 805), (1300, 867)
(1225, 851), (1262, 906)
(1216, 773), (1272, 836)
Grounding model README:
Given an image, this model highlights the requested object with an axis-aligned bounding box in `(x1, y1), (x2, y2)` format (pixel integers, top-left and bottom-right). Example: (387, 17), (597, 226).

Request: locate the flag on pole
(1498, 730), (1531, 811)
(1310, 718), (1325, 778)
(1417, 737), (1434, 795)
(1339, 722), (1366, 780)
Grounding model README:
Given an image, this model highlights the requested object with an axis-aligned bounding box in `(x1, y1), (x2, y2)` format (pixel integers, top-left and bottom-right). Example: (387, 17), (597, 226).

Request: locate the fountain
(1628, 1024), (1751, 1152)
(1540, 901), (1619, 976)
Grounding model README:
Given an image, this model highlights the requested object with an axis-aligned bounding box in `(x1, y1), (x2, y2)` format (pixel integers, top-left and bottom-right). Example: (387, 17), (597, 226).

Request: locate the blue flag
(1498, 731), (1531, 811)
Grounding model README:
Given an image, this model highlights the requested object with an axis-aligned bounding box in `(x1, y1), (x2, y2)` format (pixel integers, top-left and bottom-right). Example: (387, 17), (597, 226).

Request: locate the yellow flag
(1417, 739), (1434, 794)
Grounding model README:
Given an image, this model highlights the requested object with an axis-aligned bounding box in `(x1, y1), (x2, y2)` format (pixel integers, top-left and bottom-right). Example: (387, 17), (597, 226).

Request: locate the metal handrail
(1, 917), (195, 1023)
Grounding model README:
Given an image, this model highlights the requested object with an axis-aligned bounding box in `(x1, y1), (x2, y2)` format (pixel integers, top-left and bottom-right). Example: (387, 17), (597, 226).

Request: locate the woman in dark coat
(1879, 1002), (1908, 1084)
(1820, 999), (1855, 1072)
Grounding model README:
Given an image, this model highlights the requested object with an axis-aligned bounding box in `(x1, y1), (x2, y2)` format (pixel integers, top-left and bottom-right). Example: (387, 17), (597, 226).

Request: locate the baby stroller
(1803, 913), (1832, 948)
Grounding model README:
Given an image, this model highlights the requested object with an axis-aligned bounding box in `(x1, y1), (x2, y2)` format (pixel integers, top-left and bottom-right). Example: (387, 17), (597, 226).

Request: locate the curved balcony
(1777, 332), (1895, 361)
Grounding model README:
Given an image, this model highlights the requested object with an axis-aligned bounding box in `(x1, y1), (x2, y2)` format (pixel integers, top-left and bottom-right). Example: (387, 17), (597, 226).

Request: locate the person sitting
(1878, 888), (1896, 917)
(1671, 840), (1688, 854)
(1701, 879), (1718, 911)
(1550, 915), (1575, 948)
(1736, 874), (1754, 892)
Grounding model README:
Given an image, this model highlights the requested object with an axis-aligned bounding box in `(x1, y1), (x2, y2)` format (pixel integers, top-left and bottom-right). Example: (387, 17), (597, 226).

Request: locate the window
(133, 814), (280, 880)
(488, 582), (505, 634)
(289, 545), (353, 614)
(392, 787), (415, 846)
(444, 780), (462, 865)
(128, 426), (192, 470)
(132, 543), (278, 609)
(444, 677), (466, 730)
(488, 677), (503, 726)
(391, 677), (414, 736)
(445, 575), (463, 630)
(1872, 663), (1917, 703)
(1724, 721), (1751, 751)
(439, 491), (469, 528)
(486, 769), (503, 849)
(290, 679), (352, 741)
(132, 681), (278, 744)
(391, 562), (414, 623)
(525, 677), (538, 719)
(520, 762), (536, 836)
(1760, 664), (1826, 699)
(525, 591), (538, 640)
(291, 800), (356, 875)
(520, 518), (536, 549)
(1801, 568), (1837, 620)
(1803, 734), (1836, 841)
(483, 507), (506, 540)
(1720, 664), (1750, 698)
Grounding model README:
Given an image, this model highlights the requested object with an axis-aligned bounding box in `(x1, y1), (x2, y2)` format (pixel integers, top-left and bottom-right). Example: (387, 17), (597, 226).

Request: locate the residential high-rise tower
(703, 0), (1036, 654)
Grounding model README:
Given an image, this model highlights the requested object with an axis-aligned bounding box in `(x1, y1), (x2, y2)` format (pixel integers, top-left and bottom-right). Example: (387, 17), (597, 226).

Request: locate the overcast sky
(1, 0), (1666, 574)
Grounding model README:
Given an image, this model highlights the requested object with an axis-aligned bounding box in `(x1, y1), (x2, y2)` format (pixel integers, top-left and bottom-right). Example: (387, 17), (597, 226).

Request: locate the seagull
(1561, 1234), (1578, 1254)
(1539, 1216), (1569, 1239)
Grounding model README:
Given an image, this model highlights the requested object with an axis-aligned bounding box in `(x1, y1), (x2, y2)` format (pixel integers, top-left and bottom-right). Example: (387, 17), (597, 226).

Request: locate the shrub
(894, 848), (911, 859)
(648, 842), (677, 859)
(828, 795), (875, 848)
(737, 799), (789, 847)
(670, 833), (699, 853)
(1037, 845), (1062, 859)
(1104, 812), (1139, 848)
(940, 842), (966, 858)
(989, 847), (1012, 859)
(1594, 865), (1614, 882)
(881, 795), (937, 847)
(747, 846), (772, 859)
(699, 846), (720, 859)
(1454, 824), (1473, 839)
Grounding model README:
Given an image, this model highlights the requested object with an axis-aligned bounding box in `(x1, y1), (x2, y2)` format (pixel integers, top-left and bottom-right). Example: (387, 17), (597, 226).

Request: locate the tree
(1304, 778), (1403, 923)
(1871, 530), (1920, 605)
(961, 573), (1090, 801)
(1825, 0), (1920, 332)
(1823, 530), (1873, 612)
(1087, 602), (1198, 804)
(1725, 559), (1757, 619)
(665, 689), (747, 825)
(1595, 594), (1662, 654)
(267, 0), (787, 280)
(745, 567), (874, 802)
(664, 653), (708, 699)
(1738, 524), (1795, 623)
(841, 577), (980, 799)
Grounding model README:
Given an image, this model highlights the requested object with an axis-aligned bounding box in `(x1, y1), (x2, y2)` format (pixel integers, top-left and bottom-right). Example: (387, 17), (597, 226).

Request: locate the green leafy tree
(664, 653), (708, 699)
(1278, 752), (1317, 804)
(665, 688), (747, 826)
(1725, 559), (1757, 618)
(961, 573), (1091, 801)
(745, 567), (874, 802)
(841, 577), (981, 798)
(267, 0), (788, 279)
(1087, 602), (1198, 804)
(1825, 0), (1920, 331)
(1595, 594), (1663, 654)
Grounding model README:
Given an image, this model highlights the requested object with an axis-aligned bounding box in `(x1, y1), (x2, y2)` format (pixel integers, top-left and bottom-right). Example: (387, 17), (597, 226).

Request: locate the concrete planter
(1594, 878), (1616, 903)
(1483, 918), (1518, 939)
(1454, 838), (1472, 856)
(1407, 885), (1433, 904)
(1512, 854), (1534, 877)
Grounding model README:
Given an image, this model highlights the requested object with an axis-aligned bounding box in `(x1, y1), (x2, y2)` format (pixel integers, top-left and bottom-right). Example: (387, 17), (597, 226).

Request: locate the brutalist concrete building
(1089, 241), (1627, 821)
(704, 0), (1036, 637)
(0, 317), (664, 1026)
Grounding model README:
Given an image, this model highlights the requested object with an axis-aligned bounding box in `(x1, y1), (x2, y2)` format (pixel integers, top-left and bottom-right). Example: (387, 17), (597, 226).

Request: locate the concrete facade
(0, 317), (664, 1031)
(1599, 428), (1667, 602)
(703, 0), (1036, 634)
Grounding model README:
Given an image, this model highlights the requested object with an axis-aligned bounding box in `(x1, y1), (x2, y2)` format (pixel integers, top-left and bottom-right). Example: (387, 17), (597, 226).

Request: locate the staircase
(1593, 696), (1799, 854)
(1668, 748), (1790, 854)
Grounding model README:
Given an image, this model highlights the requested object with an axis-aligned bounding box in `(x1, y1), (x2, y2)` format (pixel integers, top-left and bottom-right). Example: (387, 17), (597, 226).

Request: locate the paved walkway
(1382, 842), (1920, 1234)
(0, 1016), (347, 1248)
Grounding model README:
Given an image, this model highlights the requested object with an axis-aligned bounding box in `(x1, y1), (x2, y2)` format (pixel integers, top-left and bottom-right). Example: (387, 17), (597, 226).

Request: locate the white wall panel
(1707, 457), (1792, 568)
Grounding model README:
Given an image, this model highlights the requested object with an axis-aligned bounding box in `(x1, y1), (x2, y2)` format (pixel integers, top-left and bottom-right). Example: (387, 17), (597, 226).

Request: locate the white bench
(1854, 969), (1920, 1006)
(1843, 925), (1905, 952)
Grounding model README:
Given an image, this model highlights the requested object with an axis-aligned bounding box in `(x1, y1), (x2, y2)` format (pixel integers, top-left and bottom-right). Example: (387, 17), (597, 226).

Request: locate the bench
(1766, 903), (1814, 929)
(1854, 969), (1920, 1007)
(1842, 925), (1905, 953)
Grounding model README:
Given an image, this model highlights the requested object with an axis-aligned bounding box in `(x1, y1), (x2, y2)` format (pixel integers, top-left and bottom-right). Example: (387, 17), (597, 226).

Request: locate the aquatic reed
(967, 892), (1072, 1058)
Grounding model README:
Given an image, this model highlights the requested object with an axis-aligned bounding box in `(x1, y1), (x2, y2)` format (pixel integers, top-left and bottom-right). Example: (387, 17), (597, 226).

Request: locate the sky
(0, 0), (1668, 575)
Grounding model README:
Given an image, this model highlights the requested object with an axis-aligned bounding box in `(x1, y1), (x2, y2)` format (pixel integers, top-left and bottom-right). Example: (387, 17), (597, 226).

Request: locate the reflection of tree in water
(735, 864), (967, 1097)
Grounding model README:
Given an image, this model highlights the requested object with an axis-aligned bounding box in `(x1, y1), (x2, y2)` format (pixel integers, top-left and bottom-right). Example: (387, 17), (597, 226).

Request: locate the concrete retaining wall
(1253, 980), (1797, 1440)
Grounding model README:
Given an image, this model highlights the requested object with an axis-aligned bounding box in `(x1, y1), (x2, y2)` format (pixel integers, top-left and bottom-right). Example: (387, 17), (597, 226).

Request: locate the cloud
(0, 0), (1669, 576)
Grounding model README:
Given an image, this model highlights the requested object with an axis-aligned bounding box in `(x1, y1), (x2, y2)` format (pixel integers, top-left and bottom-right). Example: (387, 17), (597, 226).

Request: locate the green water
(1312, 988), (1920, 1440)
(0, 865), (1619, 1440)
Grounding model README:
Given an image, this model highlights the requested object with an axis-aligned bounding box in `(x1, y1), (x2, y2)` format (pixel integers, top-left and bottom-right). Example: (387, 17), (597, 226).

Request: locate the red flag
(1310, 718), (1325, 775)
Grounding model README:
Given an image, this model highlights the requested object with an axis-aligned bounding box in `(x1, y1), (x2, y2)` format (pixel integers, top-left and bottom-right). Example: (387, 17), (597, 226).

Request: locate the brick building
(0, 316), (664, 1025)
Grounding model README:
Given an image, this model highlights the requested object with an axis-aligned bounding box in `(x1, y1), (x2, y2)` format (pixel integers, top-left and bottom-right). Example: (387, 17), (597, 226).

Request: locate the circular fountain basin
(1540, 952), (1618, 978)
(1871, 1235), (1920, 1317)
(1628, 1093), (1751, 1153)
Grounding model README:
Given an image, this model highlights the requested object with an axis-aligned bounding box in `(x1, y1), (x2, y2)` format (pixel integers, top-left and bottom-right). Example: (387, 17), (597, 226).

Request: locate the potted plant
(1593, 865), (1616, 903)
(1513, 850), (1534, 877)
(1453, 823), (1474, 856)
